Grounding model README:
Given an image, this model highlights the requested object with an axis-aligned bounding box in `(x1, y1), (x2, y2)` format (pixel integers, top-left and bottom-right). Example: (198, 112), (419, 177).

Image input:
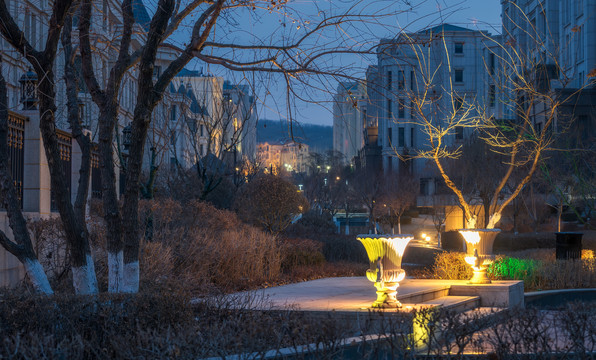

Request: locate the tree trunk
(558, 198), (563, 232)
(62, 14), (98, 294)
(97, 106), (124, 293)
(37, 66), (98, 295)
(344, 212), (350, 235)
(397, 214), (402, 234)
(0, 62), (52, 294)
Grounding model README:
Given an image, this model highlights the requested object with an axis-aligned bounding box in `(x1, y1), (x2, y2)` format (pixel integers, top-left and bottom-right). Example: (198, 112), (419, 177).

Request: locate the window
(387, 99), (392, 119)
(200, 144), (205, 156)
(454, 96), (463, 111)
(31, 14), (36, 46)
(454, 42), (464, 54)
(398, 127), (405, 147)
(454, 69), (464, 83)
(170, 105), (177, 122)
(387, 71), (392, 91)
(200, 124), (204, 137)
(387, 127), (392, 146)
(153, 66), (161, 80)
(576, 25), (584, 62)
(398, 70), (405, 90)
(102, 0), (108, 30)
(455, 126), (464, 140)
(489, 85), (495, 107)
(489, 53), (495, 75)
(410, 70), (415, 90)
(398, 98), (405, 118)
(170, 132), (176, 146)
(410, 127), (414, 147)
(74, 56), (88, 93)
(410, 100), (415, 118)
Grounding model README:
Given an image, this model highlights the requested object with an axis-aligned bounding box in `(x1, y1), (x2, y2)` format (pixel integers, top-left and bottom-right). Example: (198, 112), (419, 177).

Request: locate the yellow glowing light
(421, 233), (426, 239)
(425, 236), (431, 242)
(460, 230), (480, 245)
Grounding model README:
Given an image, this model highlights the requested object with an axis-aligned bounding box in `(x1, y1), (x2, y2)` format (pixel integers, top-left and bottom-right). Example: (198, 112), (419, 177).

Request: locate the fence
(50, 130), (73, 212)
(91, 145), (102, 199)
(8, 112), (25, 208)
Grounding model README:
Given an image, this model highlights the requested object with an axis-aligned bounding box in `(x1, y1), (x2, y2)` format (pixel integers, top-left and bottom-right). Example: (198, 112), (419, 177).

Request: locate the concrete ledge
(449, 281), (524, 308)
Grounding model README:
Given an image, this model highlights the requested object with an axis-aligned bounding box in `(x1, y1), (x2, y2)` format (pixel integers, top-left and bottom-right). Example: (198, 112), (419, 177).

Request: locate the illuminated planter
(458, 229), (501, 284)
(357, 234), (413, 308)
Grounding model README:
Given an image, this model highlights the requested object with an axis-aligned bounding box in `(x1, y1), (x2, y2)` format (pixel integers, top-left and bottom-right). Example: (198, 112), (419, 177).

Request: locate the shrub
(427, 252), (473, 280)
(488, 256), (539, 281)
(320, 235), (368, 263)
(136, 199), (282, 293)
(284, 211), (337, 237)
(280, 238), (325, 271)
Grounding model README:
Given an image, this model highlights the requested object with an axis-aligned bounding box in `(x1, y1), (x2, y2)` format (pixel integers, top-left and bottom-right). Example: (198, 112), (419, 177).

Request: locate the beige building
(257, 141), (310, 174)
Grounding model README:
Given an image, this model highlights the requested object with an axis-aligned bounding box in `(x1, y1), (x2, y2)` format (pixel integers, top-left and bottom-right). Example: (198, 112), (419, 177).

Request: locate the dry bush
(28, 218), (71, 290)
(0, 291), (353, 359)
(138, 199), (282, 294)
(280, 237), (325, 271)
(426, 252), (474, 280)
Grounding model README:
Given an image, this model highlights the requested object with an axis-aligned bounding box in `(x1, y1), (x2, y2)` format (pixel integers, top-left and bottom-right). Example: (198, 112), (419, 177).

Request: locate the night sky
(152, 0), (503, 126)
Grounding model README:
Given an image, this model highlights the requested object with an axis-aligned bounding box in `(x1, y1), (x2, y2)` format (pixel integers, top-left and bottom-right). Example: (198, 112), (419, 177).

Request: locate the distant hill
(256, 119), (333, 154)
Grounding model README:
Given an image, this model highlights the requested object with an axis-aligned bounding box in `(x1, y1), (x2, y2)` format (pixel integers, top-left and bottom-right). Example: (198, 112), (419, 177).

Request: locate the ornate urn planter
(357, 234), (413, 308)
(458, 229), (501, 284)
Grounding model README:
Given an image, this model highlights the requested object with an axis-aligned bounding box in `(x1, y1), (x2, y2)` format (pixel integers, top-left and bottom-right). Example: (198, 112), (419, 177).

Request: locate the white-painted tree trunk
(487, 213), (501, 229)
(121, 261), (139, 293)
(345, 223), (349, 235)
(23, 258), (53, 294)
(72, 254), (98, 295)
(108, 251), (123, 293)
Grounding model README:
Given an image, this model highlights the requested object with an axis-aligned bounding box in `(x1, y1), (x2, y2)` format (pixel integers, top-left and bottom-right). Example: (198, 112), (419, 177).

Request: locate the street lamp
(122, 125), (132, 151)
(19, 68), (38, 110)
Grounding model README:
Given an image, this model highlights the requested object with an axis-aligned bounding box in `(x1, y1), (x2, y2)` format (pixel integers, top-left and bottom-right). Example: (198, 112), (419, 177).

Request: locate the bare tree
(76, 0), (409, 292)
(350, 166), (383, 233)
(378, 174), (418, 234)
(0, 0), (100, 293)
(234, 174), (308, 234)
(401, 19), (592, 229)
(0, 59), (52, 293)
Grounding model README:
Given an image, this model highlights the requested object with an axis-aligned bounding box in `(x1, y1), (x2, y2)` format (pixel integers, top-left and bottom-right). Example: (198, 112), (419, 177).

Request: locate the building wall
(371, 24), (493, 188)
(332, 81), (367, 163)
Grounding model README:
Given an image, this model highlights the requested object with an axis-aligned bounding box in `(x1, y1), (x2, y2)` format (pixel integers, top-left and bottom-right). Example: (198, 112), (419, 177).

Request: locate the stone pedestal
(450, 280), (524, 308)
(357, 234), (413, 308)
(459, 229), (500, 284)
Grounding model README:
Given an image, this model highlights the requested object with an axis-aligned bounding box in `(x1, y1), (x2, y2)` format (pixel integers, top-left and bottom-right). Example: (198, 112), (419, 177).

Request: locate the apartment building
(257, 141), (310, 174)
(371, 24), (491, 194)
(332, 81), (367, 164)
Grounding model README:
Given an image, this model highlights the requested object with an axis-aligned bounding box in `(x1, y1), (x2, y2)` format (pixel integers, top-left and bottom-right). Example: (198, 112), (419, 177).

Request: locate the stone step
(411, 295), (481, 313)
(397, 285), (451, 304)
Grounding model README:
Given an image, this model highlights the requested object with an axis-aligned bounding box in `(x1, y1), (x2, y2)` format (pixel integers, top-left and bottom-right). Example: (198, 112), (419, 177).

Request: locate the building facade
(257, 141), (310, 174)
(369, 24), (493, 194)
(332, 81), (367, 164)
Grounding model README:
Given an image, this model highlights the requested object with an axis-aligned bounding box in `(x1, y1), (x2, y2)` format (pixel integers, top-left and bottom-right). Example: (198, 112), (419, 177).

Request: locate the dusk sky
(163, 0), (503, 127)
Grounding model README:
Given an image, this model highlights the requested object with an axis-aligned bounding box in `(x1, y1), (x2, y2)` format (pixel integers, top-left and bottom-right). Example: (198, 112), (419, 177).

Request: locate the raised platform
(235, 277), (523, 312)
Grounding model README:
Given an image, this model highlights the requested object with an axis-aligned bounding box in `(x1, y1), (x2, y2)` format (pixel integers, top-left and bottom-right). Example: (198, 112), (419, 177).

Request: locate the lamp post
(19, 68), (38, 110)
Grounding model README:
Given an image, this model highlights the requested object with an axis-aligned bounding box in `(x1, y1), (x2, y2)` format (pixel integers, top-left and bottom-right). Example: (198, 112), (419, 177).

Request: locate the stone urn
(357, 234), (413, 308)
(458, 229), (501, 284)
